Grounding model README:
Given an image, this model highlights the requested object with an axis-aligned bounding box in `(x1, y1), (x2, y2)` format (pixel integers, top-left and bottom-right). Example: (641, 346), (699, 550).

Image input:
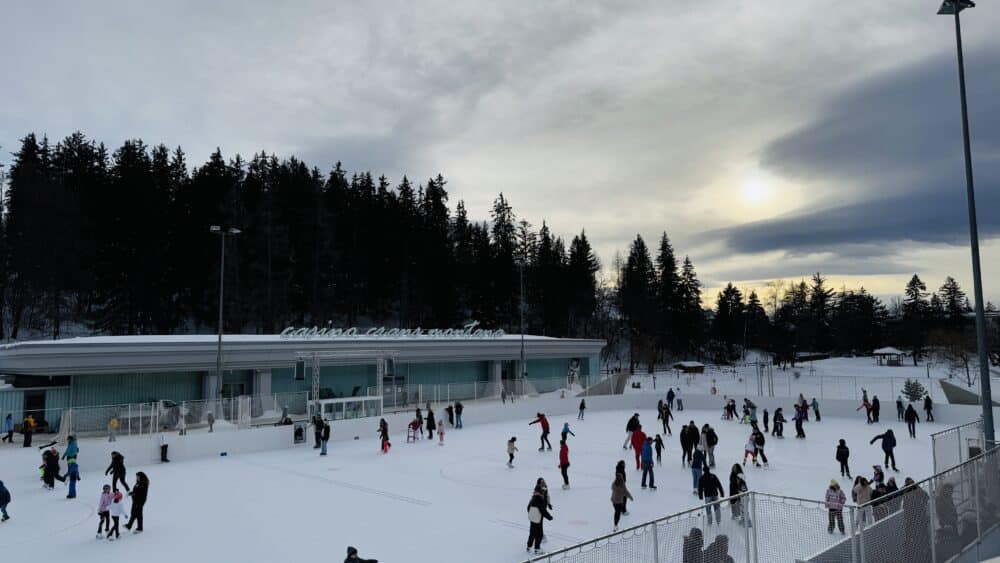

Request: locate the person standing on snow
(527, 486), (553, 554)
(426, 409), (436, 440)
(344, 546), (378, 563)
(1, 413), (12, 443)
(772, 408), (785, 438)
(623, 413), (640, 449)
(836, 439), (851, 478)
(697, 467), (724, 524)
(158, 426), (170, 462)
(611, 473), (633, 531)
(106, 451), (130, 493)
(762, 408), (769, 433)
(640, 437), (656, 490)
(507, 437), (518, 467)
(529, 413), (552, 451)
(561, 422), (576, 442)
(454, 401), (464, 429)
(675, 387), (684, 411)
(904, 404), (920, 438)
(793, 405), (806, 439)
(96, 484), (112, 537)
(661, 402), (673, 436)
(923, 395), (935, 422)
(826, 480), (847, 534)
(811, 398), (821, 422)
(312, 414), (324, 449)
(125, 471), (149, 534)
(691, 446), (707, 495)
(896, 396), (905, 421)
(666, 388), (676, 410)
(558, 439), (571, 489)
(445, 404), (455, 427)
(654, 434), (664, 465)
(702, 424), (719, 468)
(871, 396), (881, 423)
(0, 480), (10, 522)
(578, 399), (586, 421)
(680, 422), (696, 466)
(870, 429), (899, 471)
(377, 418), (390, 453)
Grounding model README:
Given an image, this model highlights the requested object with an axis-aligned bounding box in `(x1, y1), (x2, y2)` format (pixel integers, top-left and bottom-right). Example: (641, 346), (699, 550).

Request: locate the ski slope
(0, 407), (944, 562)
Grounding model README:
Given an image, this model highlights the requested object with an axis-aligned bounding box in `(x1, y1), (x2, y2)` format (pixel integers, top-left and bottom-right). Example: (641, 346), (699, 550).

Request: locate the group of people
(2, 413), (36, 447)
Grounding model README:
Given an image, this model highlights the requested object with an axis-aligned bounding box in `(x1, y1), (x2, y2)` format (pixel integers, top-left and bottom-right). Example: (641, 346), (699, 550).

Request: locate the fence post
(972, 460), (982, 547)
(849, 506), (860, 563)
(651, 521), (660, 563)
(128, 404), (132, 436)
(857, 504), (868, 563)
(928, 479), (938, 563)
(749, 492), (759, 562)
(742, 495), (752, 562)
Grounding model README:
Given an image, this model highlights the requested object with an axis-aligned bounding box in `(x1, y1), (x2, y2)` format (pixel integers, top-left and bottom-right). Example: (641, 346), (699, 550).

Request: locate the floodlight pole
(211, 226), (241, 403)
(940, 0), (994, 441)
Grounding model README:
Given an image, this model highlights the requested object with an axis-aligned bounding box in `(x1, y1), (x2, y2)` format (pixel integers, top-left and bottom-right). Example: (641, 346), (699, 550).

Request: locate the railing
(0, 391), (311, 439)
(370, 374), (600, 411)
(526, 445), (1000, 563)
(931, 419), (984, 474)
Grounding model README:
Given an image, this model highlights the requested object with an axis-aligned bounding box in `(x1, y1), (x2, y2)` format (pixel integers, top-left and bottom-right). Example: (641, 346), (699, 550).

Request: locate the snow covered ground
(0, 406), (947, 563)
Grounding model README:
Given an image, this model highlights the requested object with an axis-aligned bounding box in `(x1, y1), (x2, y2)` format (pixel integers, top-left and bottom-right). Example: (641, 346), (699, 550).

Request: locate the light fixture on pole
(937, 0), (994, 441)
(210, 225), (241, 402)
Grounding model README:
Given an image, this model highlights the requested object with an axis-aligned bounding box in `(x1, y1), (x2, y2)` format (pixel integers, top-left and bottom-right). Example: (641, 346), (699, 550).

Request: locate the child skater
(107, 491), (126, 541)
(507, 437), (518, 468)
(96, 484), (113, 539)
(654, 434), (664, 465)
(438, 419), (445, 445)
(743, 435), (760, 467)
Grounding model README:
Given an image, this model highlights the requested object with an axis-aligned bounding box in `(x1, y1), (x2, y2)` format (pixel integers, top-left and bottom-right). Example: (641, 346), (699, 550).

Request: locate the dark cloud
(715, 49), (1000, 255)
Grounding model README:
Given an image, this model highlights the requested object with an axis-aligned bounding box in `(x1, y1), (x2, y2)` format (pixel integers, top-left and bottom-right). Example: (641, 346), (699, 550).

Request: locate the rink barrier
(930, 419), (984, 474)
(525, 445), (1000, 563)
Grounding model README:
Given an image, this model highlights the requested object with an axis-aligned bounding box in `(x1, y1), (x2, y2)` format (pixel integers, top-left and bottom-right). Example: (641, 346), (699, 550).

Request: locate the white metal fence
(525, 445), (1000, 563)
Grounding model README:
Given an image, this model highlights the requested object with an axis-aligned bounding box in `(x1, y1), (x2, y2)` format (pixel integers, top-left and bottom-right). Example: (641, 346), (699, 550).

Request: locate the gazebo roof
(872, 347), (905, 356)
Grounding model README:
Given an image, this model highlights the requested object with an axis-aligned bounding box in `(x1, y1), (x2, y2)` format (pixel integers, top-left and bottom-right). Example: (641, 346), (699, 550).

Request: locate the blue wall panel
(71, 372), (203, 406)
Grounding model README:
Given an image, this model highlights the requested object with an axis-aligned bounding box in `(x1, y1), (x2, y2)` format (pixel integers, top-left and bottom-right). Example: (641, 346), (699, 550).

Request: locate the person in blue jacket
(561, 422), (576, 442)
(65, 459), (80, 499)
(640, 437), (656, 490)
(0, 480), (10, 521)
(63, 435), (79, 468)
(870, 429), (898, 472)
(1, 414), (13, 443)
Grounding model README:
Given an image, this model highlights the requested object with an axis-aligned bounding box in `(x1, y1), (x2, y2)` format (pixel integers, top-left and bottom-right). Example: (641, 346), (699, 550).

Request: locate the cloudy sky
(1, 1), (998, 305)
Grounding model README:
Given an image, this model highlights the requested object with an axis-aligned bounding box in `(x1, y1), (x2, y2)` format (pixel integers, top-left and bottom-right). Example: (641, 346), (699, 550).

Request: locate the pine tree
(620, 235), (656, 371)
(745, 291), (770, 350)
(676, 256), (705, 356)
(902, 274), (928, 365)
(938, 276), (967, 321)
(712, 283), (745, 359)
(567, 231), (599, 336)
(902, 379), (928, 402)
(654, 232), (680, 359)
(809, 273), (834, 351)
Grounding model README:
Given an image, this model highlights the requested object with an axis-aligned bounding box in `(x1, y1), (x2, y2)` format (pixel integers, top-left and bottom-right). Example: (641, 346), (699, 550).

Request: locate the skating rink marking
(2, 498), (96, 546)
(237, 458), (432, 506)
(490, 518), (585, 543)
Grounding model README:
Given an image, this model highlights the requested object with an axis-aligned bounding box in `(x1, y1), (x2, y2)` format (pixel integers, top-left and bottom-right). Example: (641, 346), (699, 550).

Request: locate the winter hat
(510, 437), (517, 442)
(830, 479), (839, 487)
(113, 491), (123, 501)
(347, 546), (358, 556)
(103, 484), (111, 491)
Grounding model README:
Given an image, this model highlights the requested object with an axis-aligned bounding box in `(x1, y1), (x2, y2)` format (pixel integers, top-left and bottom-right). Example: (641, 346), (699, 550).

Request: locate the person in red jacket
(529, 413), (552, 451)
(558, 439), (571, 489)
(631, 425), (648, 470)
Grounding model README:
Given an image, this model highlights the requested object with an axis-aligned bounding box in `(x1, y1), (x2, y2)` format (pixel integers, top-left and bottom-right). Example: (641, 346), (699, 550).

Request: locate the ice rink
(0, 406), (945, 562)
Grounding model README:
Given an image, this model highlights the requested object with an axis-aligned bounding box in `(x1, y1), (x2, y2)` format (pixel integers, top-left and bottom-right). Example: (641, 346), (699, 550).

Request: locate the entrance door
(24, 390), (46, 429)
(222, 383), (246, 399)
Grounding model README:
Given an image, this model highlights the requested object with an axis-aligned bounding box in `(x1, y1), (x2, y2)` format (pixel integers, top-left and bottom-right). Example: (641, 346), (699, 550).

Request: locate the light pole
(210, 226), (241, 401)
(938, 0), (994, 441)
(517, 258), (527, 386)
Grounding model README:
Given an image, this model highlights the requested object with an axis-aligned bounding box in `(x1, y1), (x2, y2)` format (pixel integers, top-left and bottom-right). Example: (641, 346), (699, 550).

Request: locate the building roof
(673, 361), (705, 368)
(0, 334), (606, 376)
(872, 347), (905, 356)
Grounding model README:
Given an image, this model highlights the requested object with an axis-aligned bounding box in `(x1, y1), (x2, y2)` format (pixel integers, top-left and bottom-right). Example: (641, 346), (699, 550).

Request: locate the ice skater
(561, 422), (576, 442)
(924, 395), (935, 422)
(527, 485), (553, 555)
(623, 413), (640, 449)
(65, 458), (80, 499)
(680, 421), (697, 466)
(811, 398), (821, 422)
(836, 439), (851, 478)
(445, 404), (455, 427)
(455, 401), (463, 429)
(640, 437), (656, 490)
(905, 404), (920, 438)
(578, 399), (586, 420)
(437, 419), (445, 445)
(697, 467), (724, 524)
(772, 408), (785, 438)
(345, 546), (379, 562)
(125, 472), (148, 534)
(667, 388), (675, 410)
(661, 402), (673, 435)
(0, 480), (10, 522)
(871, 396), (881, 423)
(378, 418), (390, 453)
(611, 473), (633, 531)
(742, 435), (759, 467)
(675, 387), (684, 411)
(105, 451), (130, 492)
(793, 405), (806, 439)
(558, 439), (571, 489)
(426, 409), (436, 440)
(96, 484), (112, 537)
(691, 446), (707, 495)
(728, 465), (749, 523)
(615, 460), (629, 514)
(630, 425), (647, 470)
(2, 413), (12, 443)
(107, 491), (126, 541)
(158, 426), (170, 462)
(896, 395), (905, 421)
(530, 413), (552, 451)
(752, 429), (768, 467)
(654, 434), (664, 465)
(320, 419), (330, 455)
(507, 437), (518, 467)
(870, 429), (898, 471)
(312, 414), (323, 449)
(701, 424), (718, 468)
(858, 390), (873, 424)
(762, 408), (769, 433)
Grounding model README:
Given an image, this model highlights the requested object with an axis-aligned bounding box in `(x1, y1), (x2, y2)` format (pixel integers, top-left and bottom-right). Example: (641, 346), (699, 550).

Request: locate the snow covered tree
(902, 379), (928, 402)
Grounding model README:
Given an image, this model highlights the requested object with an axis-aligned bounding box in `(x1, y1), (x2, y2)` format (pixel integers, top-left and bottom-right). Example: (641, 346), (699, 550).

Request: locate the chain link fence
(528, 444), (1000, 563)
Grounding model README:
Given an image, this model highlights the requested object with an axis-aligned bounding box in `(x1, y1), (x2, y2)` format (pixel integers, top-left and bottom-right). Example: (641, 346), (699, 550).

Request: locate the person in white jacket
(158, 426), (170, 463)
(107, 490), (127, 540)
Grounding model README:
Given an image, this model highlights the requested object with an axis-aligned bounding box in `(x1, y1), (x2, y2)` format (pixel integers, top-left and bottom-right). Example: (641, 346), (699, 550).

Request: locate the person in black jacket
(836, 439), (851, 478)
(772, 408), (785, 438)
(923, 395), (935, 422)
(105, 451), (130, 492)
(679, 422), (697, 466)
(445, 404), (455, 427)
(312, 415), (323, 449)
(320, 420), (331, 455)
(728, 464), (749, 523)
(623, 414), (640, 449)
(125, 471), (149, 533)
(896, 396), (905, 421)
(871, 396), (881, 423)
(426, 409), (436, 440)
(904, 405), (920, 438)
(870, 429), (898, 471)
(455, 401), (464, 429)
(526, 489), (553, 554)
(698, 467), (724, 524)
(752, 430), (768, 466)
(0, 479), (10, 521)
(345, 546), (378, 563)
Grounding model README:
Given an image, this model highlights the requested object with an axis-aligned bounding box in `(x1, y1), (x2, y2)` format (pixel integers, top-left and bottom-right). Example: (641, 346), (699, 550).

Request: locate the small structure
(673, 361), (705, 374)
(873, 347), (905, 367)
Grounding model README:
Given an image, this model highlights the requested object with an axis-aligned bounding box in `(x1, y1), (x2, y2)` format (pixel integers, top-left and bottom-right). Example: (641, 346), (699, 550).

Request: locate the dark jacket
(752, 432), (765, 448)
(455, 402), (463, 415)
(105, 453), (126, 476)
(692, 448), (706, 471)
(706, 428), (719, 447)
(321, 422), (331, 441)
(836, 444), (850, 462)
(625, 416), (640, 433)
(729, 472), (748, 498)
(924, 396), (933, 411)
(872, 397), (881, 412)
(698, 472), (725, 499)
(131, 478), (149, 504)
(904, 406), (920, 423)
(426, 412), (436, 431)
(527, 492), (554, 521)
(0, 480), (10, 505)
(616, 460), (626, 482)
(870, 430), (897, 452)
